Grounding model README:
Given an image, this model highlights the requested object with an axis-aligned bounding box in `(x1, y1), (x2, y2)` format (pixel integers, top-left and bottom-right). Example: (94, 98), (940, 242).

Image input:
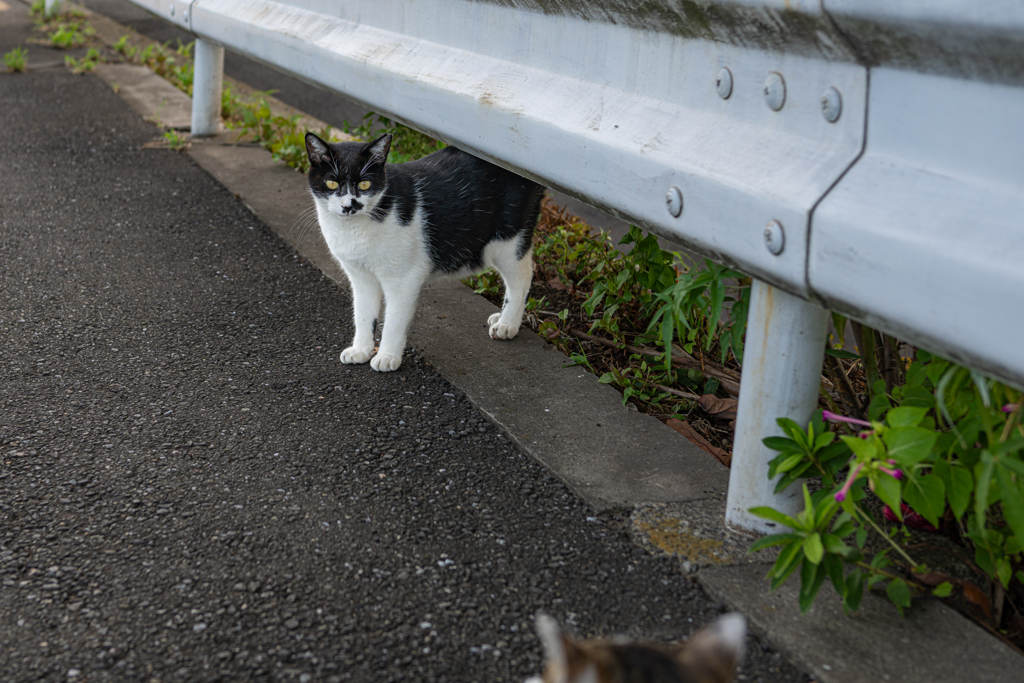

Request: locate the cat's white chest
(315, 202), (430, 278)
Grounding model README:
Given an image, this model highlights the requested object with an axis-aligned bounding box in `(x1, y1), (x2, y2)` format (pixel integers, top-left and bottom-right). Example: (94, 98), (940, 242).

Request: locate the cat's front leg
(372, 276), (426, 372)
(340, 262), (382, 364)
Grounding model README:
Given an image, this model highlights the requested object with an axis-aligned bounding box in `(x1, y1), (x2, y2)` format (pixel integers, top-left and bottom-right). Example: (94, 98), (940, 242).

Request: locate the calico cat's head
(304, 132), (391, 218)
(525, 612), (746, 683)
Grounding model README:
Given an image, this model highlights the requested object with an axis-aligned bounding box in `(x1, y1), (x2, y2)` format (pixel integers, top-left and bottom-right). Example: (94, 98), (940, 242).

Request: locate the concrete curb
(80, 10), (1024, 680)
(700, 563), (1024, 683)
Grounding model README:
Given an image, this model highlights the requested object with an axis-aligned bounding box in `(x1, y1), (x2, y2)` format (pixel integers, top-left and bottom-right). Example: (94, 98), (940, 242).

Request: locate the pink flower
(822, 410), (872, 428)
(878, 465), (903, 480)
(834, 463), (863, 503)
(1002, 403), (1019, 413)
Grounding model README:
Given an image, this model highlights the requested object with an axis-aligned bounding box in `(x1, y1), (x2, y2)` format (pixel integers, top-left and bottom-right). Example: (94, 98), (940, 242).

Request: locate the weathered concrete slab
(93, 63), (193, 130)
(700, 563), (1024, 683)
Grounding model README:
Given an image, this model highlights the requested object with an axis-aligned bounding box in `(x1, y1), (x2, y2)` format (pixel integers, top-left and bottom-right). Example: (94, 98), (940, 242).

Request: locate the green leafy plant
(752, 350), (1024, 623)
(227, 95), (335, 173)
(136, 41), (194, 94)
(65, 47), (100, 73)
(48, 21), (93, 49)
(112, 35), (138, 61)
(464, 270), (503, 297)
(4, 46), (28, 73)
(162, 129), (190, 152)
(345, 112), (445, 163)
(647, 255), (750, 367)
(598, 355), (685, 410)
(580, 227), (676, 341)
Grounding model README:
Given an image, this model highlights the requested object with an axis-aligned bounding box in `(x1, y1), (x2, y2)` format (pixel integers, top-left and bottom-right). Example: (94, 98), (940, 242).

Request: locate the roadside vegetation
(3, 45), (28, 73)
(35, 1), (1024, 648)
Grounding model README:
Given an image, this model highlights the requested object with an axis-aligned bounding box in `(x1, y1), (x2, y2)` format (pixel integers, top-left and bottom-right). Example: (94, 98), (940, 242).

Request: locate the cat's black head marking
(305, 132), (392, 218)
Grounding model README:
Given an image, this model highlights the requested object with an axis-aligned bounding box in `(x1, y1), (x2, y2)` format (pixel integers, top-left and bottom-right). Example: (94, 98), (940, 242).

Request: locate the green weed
(345, 112), (446, 163)
(112, 35), (138, 61)
(48, 21), (93, 49)
(136, 41), (194, 94)
(4, 46), (28, 73)
(162, 129), (189, 152)
(65, 47), (100, 73)
(227, 95), (331, 173)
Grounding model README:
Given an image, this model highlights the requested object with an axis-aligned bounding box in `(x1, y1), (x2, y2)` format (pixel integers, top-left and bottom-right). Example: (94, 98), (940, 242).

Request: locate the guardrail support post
(44, 0), (61, 18)
(725, 278), (829, 533)
(191, 38), (224, 137)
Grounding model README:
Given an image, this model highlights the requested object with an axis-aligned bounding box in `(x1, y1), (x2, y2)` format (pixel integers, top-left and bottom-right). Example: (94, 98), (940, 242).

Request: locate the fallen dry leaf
(912, 570), (957, 588)
(666, 418), (731, 467)
(961, 581), (993, 621)
(696, 394), (739, 420)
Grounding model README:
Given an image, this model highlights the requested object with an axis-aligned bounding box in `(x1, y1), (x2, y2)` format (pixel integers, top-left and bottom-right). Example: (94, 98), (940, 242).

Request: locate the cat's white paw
(489, 320), (519, 340)
(487, 312), (501, 326)
(370, 352), (402, 372)
(340, 346), (372, 364)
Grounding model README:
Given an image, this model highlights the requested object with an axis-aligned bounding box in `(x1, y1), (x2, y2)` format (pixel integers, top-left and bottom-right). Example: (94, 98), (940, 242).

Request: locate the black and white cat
(305, 132), (544, 372)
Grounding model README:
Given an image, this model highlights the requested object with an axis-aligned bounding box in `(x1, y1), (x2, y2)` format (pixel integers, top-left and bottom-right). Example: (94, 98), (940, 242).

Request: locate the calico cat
(304, 131), (544, 372)
(524, 612), (746, 683)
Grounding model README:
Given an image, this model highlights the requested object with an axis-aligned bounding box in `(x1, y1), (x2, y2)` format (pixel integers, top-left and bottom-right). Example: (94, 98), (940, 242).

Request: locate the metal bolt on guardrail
(763, 72), (786, 111)
(716, 68), (733, 100)
(666, 187), (684, 218)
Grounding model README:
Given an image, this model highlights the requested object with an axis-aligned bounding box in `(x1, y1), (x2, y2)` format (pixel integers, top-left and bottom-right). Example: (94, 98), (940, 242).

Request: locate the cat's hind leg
(340, 262), (381, 364)
(486, 240), (533, 340)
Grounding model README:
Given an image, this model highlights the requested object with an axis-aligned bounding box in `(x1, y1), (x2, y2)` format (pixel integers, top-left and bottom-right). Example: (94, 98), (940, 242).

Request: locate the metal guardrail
(124, 0), (1024, 532)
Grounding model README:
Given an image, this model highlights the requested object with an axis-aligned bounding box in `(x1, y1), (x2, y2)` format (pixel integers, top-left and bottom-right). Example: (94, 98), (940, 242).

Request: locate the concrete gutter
(80, 8), (1024, 681)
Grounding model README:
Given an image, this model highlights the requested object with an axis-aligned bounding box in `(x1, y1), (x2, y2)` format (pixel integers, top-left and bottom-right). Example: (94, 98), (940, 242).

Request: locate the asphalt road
(1, 8), (808, 683)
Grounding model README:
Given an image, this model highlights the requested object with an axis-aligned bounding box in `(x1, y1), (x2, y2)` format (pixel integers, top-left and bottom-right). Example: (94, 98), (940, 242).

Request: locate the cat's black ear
(305, 132), (334, 167)
(364, 133), (392, 166)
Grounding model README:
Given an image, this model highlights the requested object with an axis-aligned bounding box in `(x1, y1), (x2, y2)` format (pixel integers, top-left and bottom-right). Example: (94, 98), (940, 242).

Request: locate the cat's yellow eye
(358, 180), (372, 191)
(325, 179), (339, 190)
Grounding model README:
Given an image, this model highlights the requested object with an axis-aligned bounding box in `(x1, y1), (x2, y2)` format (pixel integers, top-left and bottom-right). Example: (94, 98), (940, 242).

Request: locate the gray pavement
(0, 6), (809, 683)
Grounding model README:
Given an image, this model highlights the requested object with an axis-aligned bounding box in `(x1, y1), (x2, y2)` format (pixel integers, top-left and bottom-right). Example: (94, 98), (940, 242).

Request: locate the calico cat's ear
(363, 133), (392, 166)
(534, 613), (589, 683)
(675, 613), (746, 683)
(305, 132), (334, 167)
